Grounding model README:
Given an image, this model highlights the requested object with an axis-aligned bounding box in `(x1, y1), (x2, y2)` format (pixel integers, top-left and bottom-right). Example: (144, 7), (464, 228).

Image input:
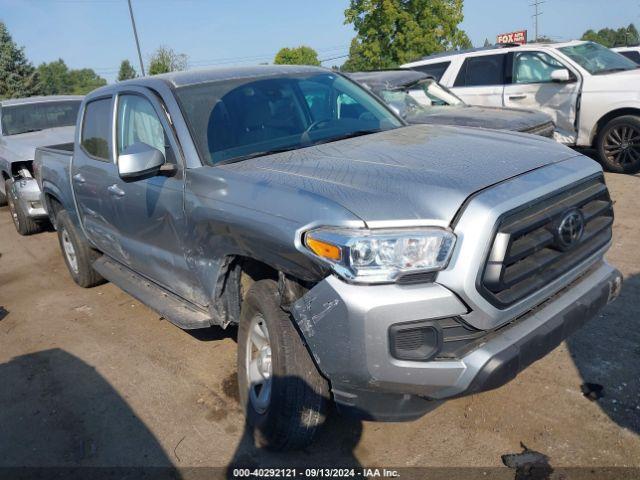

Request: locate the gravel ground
(0, 172), (638, 475)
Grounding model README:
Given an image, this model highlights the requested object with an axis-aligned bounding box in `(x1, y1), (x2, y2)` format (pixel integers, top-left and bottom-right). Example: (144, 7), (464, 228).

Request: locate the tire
(0, 181), (6, 207)
(55, 210), (105, 288)
(596, 115), (640, 174)
(5, 179), (42, 236)
(237, 279), (329, 450)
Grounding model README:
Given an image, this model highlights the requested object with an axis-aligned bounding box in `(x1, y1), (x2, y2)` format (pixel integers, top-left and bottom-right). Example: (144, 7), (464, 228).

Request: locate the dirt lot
(0, 172), (639, 475)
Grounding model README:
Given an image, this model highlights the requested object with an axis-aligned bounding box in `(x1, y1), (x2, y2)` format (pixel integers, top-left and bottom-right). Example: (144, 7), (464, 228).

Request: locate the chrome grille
(480, 176), (613, 307)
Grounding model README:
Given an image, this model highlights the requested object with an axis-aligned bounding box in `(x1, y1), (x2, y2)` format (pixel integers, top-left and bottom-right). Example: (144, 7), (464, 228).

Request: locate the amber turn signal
(306, 236), (342, 261)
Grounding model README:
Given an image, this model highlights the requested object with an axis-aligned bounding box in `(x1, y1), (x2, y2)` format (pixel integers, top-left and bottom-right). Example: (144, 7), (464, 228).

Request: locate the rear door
(503, 50), (581, 143)
(450, 53), (507, 107)
(72, 96), (127, 261)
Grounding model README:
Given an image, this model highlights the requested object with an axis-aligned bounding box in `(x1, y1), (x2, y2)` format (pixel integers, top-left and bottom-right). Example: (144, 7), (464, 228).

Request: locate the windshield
(175, 72), (403, 165)
(1, 101), (80, 136)
(558, 42), (638, 75)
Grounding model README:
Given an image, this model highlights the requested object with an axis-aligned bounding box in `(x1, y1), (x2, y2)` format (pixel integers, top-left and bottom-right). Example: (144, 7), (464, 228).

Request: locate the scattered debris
(173, 435), (186, 463)
(581, 382), (604, 401)
(502, 442), (553, 480)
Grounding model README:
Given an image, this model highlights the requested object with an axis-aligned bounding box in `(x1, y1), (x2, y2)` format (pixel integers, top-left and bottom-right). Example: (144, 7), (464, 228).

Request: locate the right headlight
(303, 227), (456, 284)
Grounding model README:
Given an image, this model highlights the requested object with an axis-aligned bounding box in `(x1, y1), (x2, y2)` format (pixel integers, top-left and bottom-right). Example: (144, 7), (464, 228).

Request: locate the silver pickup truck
(35, 66), (622, 450)
(0, 96), (82, 235)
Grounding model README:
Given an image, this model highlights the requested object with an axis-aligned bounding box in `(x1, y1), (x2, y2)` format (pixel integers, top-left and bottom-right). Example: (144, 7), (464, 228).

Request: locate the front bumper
(10, 178), (47, 219)
(292, 261), (622, 421)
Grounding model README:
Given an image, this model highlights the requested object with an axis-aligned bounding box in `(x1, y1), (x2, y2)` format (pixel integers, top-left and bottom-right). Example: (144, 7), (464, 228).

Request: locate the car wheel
(237, 279), (329, 450)
(597, 115), (640, 174)
(0, 181), (6, 207)
(5, 179), (42, 236)
(55, 210), (105, 288)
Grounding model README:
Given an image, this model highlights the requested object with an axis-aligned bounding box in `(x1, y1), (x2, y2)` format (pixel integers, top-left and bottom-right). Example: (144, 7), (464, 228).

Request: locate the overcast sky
(1, 0), (638, 83)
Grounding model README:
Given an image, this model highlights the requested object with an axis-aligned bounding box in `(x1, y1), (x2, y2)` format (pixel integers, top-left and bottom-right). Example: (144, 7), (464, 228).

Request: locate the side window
(620, 50), (640, 64)
(81, 98), (112, 161)
(412, 61), (451, 82)
(514, 51), (567, 84)
(454, 54), (506, 87)
(116, 94), (169, 160)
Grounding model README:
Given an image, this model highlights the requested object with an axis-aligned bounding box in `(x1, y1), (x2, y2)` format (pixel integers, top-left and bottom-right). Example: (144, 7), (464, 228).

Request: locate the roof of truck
(120, 64), (330, 90)
(0, 95), (84, 107)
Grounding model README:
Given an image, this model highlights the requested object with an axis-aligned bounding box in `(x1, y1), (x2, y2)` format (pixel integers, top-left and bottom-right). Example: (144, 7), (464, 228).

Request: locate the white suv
(403, 41), (640, 173)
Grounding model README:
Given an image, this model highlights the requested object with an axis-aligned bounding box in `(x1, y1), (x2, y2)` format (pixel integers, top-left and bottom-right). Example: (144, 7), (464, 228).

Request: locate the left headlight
(303, 227), (456, 284)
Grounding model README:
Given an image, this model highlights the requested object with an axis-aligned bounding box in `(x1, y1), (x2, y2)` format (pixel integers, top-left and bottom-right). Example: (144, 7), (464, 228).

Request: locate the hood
(222, 124), (579, 225)
(406, 105), (553, 132)
(583, 67), (640, 94)
(0, 126), (75, 163)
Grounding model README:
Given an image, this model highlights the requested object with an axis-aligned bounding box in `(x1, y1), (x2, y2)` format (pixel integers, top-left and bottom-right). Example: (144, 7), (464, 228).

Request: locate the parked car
(612, 46), (640, 64)
(35, 66), (622, 450)
(0, 96), (82, 235)
(347, 70), (555, 137)
(403, 41), (640, 173)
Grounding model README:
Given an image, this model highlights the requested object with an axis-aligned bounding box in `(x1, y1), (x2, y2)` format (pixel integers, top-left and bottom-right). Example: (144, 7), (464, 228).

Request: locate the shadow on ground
(0, 348), (176, 470)
(566, 272), (640, 434)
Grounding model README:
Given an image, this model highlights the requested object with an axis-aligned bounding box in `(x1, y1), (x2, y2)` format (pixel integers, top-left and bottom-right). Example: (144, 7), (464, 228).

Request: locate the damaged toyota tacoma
(34, 66), (623, 450)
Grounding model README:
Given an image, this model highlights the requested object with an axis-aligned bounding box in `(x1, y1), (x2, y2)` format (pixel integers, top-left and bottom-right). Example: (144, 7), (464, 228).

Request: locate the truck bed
(34, 143), (76, 226)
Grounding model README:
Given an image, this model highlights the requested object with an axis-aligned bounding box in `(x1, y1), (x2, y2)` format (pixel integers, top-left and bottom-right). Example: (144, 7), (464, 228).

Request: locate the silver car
(0, 95), (81, 235)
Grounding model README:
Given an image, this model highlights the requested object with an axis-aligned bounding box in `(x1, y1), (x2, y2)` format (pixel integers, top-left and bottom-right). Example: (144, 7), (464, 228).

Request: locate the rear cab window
(454, 54), (507, 87)
(80, 98), (112, 161)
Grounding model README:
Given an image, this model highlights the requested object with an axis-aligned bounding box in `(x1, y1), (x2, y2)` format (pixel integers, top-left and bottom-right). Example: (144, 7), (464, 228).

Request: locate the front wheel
(597, 115), (640, 174)
(237, 279), (329, 450)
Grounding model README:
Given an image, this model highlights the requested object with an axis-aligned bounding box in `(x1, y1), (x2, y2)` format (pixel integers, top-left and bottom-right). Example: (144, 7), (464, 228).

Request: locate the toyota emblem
(557, 209), (585, 249)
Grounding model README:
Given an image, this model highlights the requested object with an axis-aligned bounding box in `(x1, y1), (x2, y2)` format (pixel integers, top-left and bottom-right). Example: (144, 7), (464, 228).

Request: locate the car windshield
(1, 101), (80, 135)
(558, 42), (639, 75)
(375, 79), (464, 119)
(175, 72), (403, 165)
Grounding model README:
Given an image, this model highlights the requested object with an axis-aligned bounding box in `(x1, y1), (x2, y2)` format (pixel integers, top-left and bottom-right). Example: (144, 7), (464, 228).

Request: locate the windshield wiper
(595, 67), (636, 74)
(217, 146), (302, 165)
(308, 129), (382, 147)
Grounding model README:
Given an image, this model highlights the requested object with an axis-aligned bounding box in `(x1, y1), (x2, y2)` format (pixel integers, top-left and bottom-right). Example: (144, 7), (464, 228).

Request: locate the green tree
(117, 59), (137, 81)
(148, 46), (188, 75)
(0, 21), (41, 99)
(37, 59), (106, 95)
(341, 0), (471, 71)
(581, 23), (640, 47)
(274, 46), (321, 66)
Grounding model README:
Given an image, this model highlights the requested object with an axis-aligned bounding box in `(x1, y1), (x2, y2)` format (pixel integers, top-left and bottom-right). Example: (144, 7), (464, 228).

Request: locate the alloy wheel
(61, 227), (79, 274)
(245, 313), (272, 414)
(603, 124), (640, 168)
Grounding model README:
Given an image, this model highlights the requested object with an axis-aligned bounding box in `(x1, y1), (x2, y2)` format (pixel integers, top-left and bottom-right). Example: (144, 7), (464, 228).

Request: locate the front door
(503, 50), (581, 143)
(111, 90), (206, 306)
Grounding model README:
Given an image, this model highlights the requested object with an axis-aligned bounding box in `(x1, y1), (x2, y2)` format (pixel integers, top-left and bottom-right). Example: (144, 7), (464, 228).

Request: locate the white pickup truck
(404, 41), (640, 173)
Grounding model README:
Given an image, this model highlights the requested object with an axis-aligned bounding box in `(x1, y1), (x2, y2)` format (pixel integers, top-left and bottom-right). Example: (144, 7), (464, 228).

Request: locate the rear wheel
(237, 279), (329, 450)
(55, 210), (104, 288)
(5, 179), (41, 236)
(597, 115), (640, 174)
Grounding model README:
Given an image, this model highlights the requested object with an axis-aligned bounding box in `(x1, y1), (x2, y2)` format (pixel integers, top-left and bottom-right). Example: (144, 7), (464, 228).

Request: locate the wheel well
(44, 194), (63, 227)
(592, 108), (640, 145)
(213, 256), (310, 328)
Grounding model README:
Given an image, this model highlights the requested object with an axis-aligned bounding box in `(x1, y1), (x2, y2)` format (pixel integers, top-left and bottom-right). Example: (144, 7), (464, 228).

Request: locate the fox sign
(496, 30), (528, 45)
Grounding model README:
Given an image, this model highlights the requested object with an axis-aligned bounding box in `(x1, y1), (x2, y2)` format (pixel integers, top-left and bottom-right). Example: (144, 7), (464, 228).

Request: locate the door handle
(509, 95), (527, 100)
(72, 173), (86, 185)
(107, 184), (125, 198)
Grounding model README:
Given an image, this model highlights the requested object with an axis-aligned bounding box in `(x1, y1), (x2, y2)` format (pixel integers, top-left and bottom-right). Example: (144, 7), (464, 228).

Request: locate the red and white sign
(496, 30), (528, 45)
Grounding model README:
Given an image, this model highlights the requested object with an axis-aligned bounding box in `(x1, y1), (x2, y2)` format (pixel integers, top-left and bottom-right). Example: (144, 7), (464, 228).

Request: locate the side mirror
(117, 142), (166, 180)
(551, 69), (571, 82)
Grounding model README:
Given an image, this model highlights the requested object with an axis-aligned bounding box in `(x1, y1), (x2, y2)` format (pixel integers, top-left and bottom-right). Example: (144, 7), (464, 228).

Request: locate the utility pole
(127, 0), (145, 76)
(530, 0), (545, 41)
